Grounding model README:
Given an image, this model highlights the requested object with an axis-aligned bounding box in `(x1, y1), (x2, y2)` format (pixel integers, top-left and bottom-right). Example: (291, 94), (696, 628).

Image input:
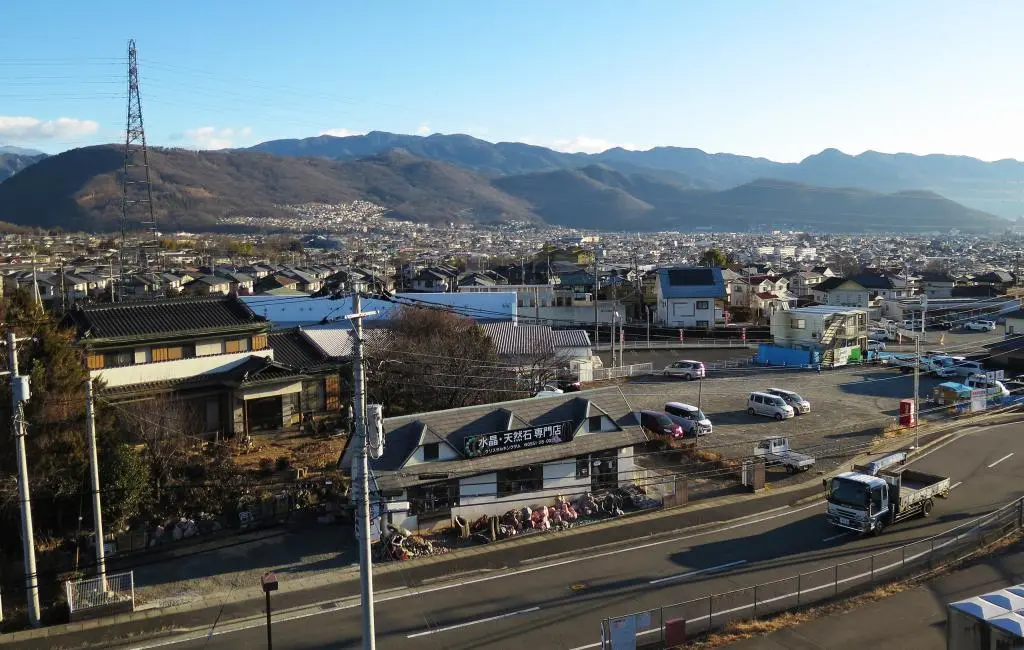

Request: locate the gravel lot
(623, 365), (950, 465)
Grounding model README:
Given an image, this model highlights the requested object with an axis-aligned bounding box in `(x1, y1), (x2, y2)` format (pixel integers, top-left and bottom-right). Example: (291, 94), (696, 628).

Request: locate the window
(86, 353), (104, 370)
(696, 300), (709, 310)
(325, 375), (341, 411)
(151, 346), (184, 362)
(792, 319), (806, 330)
(422, 443), (440, 461)
(696, 320), (709, 328)
(576, 456), (590, 479)
(496, 465), (543, 497)
(588, 415), (603, 432)
(225, 337), (250, 354)
(252, 334), (269, 350)
(103, 350), (134, 368)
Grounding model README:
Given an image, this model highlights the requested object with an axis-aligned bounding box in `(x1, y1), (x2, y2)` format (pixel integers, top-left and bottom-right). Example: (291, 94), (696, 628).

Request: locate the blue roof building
(655, 267), (726, 329)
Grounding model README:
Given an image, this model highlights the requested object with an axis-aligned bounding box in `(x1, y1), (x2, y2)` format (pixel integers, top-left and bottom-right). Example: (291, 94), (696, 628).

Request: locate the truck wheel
(785, 464), (794, 474)
(922, 499), (934, 517)
(872, 521), (885, 536)
(748, 407), (756, 416)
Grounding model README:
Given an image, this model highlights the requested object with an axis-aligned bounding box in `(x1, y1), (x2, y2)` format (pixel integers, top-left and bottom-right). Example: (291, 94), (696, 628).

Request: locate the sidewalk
(1, 412), (1014, 649)
(728, 538), (1024, 649)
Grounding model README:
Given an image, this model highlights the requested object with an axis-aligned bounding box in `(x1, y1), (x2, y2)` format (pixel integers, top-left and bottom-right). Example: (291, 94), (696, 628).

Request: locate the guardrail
(598, 496), (1024, 649)
(591, 363), (654, 381)
(593, 339), (768, 352)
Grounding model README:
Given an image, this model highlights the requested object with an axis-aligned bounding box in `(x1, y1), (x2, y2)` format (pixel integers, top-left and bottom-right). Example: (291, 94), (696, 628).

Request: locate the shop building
(341, 387), (648, 531)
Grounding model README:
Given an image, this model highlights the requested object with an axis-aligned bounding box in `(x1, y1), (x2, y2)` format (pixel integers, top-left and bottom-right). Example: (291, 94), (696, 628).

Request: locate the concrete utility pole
(593, 250), (600, 359)
(346, 292), (377, 650)
(84, 379), (106, 584)
(8, 331), (40, 626)
(913, 296), (927, 448)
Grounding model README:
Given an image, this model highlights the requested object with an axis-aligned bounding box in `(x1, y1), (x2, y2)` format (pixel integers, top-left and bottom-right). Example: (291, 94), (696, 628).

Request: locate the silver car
(765, 388), (811, 415)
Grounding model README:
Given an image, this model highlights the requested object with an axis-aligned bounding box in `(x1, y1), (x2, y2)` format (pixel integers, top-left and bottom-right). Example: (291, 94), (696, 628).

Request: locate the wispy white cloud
(179, 126), (253, 150)
(0, 115), (99, 142)
(551, 135), (636, 154)
(320, 128), (362, 138)
(416, 122), (432, 136)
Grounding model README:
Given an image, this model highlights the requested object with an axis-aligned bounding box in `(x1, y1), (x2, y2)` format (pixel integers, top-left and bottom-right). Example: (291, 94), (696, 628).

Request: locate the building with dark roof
(339, 386), (648, 528)
(66, 297), (344, 439)
(655, 266), (726, 329)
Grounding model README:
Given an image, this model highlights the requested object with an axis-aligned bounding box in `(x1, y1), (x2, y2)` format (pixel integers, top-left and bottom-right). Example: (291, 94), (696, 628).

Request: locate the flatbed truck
(825, 465), (950, 535)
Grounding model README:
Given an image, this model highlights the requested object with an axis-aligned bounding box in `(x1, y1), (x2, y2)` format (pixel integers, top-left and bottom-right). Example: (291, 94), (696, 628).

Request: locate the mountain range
(249, 132), (1024, 219)
(0, 140), (1005, 234)
(0, 152), (47, 183)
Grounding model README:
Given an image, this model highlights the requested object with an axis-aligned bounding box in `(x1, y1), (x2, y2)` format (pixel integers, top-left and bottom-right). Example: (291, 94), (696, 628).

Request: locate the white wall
(92, 350), (273, 388)
(404, 441), (462, 466)
(618, 447), (636, 487)
(243, 381), (301, 401)
(659, 299), (716, 328)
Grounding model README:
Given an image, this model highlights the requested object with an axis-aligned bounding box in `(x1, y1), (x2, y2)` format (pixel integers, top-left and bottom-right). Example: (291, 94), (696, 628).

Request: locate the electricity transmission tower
(119, 39), (158, 300)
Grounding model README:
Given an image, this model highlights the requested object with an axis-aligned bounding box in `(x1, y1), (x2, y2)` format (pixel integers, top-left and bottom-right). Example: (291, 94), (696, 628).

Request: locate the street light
(261, 572), (279, 650)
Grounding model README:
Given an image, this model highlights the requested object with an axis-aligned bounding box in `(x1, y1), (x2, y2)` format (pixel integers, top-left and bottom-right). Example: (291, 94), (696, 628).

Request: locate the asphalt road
(130, 420), (1024, 650)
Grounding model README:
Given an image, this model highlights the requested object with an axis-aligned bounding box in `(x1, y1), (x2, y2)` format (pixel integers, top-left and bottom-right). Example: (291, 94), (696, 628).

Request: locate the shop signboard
(464, 420), (574, 458)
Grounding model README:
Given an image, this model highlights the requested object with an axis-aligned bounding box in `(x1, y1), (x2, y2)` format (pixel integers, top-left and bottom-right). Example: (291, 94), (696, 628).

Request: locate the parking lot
(624, 365), (950, 469)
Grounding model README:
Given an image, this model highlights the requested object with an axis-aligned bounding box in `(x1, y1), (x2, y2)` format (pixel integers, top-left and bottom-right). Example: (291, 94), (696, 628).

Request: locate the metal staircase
(819, 317), (845, 367)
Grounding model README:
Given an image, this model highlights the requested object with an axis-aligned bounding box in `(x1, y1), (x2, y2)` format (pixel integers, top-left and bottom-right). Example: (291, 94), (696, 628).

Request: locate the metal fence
(600, 496), (1024, 649)
(592, 363), (654, 381)
(65, 570), (135, 616)
(593, 339), (768, 352)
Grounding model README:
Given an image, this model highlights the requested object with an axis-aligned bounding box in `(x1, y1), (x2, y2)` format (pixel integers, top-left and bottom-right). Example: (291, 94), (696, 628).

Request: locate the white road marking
(822, 532), (849, 542)
(128, 501), (823, 648)
(649, 559), (747, 585)
(950, 481), (963, 490)
(405, 606), (541, 638)
(987, 453), (1014, 469)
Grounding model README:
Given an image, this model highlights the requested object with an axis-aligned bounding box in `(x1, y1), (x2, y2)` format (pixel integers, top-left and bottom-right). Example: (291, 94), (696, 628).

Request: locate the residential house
(789, 270), (830, 298)
(812, 277), (871, 308)
(730, 274), (790, 308)
(770, 305), (869, 366)
(215, 270), (255, 295)
(338, 387), (648, 531)
(254, 274), (302, 295)
(920, 272), (957, 299)
(66, 297), (342, 439)
(973, 270), (1015, 292)
(655, 267), (726, 329)
(281, 269), (322, 293)
(410, 267), (456, 293)
(183, 275), (233, 296)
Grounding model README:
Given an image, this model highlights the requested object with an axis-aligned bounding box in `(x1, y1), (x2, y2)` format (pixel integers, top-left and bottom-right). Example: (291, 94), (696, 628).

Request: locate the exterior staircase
(819, 317), (845, 367)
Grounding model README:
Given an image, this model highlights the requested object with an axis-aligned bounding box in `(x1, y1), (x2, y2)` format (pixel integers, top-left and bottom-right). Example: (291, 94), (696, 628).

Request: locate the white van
(747, 392), (795, 420)
(664, 402), (713, 436)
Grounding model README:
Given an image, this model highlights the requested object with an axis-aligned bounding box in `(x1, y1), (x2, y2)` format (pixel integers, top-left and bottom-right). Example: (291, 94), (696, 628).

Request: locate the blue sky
(3, 1), (1024, 161)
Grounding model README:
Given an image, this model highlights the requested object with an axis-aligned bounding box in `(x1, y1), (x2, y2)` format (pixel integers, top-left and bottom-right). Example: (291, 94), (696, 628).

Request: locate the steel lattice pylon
(119, 39), (159, 301)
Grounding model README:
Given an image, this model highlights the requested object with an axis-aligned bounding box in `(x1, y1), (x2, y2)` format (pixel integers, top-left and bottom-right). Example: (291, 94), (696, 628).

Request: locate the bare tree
(366, 307), (522, 416)
(115, 395), (198, 504)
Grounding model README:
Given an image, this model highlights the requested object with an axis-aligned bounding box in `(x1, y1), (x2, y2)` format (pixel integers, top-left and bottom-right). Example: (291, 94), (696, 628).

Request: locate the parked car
(964, 320), (996, 332)
(533, 384), (564, 398)
(638, 410), (684, 437)
(662, 360), (706, 381)
(664, 402), (713, 436)
(949, 360), (986, 378)
(765, 388), (811, 415)
(747, 392), (794, 420)
(867, 340), (886, 352)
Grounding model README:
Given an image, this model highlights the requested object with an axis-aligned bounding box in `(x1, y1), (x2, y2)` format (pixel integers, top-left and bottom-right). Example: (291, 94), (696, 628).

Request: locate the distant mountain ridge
(0, 144), (1003, 234)
(0, 152), (47, 183)
(249, 132), (1024, 218)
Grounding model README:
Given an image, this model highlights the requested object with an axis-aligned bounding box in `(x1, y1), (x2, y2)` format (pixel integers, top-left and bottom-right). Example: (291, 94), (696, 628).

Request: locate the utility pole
(346, 292), (377, 650)
(84, 379), (106, 584)
(593, 248), (600, 359)
(7, 331), (40, 626)
(913, 295), (926, 448)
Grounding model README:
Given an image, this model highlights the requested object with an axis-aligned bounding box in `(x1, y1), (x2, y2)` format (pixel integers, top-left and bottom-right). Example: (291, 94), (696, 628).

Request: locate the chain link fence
(600, 496), (1024, 648)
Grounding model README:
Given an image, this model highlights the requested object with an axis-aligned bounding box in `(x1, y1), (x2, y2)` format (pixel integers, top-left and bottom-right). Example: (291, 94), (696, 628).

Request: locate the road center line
(822, 532), (849, 542)
(950, 481), (963, 490)
(649, 559), (748, 585)
(987, 453), (1014, 469)
(406, 606), (541, 638)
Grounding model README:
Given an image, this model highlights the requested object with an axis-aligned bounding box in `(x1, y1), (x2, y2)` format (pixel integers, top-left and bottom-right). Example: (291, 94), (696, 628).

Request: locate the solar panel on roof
(667, 269), (715, 286)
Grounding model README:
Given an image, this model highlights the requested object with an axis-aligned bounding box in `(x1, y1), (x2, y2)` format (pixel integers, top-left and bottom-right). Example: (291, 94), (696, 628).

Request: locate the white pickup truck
(754, 436), (815, 473)
(886, 354), (956, 376)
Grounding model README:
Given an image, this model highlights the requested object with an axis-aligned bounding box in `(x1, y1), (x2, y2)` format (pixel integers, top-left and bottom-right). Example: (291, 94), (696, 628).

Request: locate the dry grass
(677, 530), (1023, 649)
(232, 435), (347, 474)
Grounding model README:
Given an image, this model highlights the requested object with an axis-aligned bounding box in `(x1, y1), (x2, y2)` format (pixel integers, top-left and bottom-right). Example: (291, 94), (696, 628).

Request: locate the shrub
(258, 457), (275, 476)
(275, 456), (290, 471)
